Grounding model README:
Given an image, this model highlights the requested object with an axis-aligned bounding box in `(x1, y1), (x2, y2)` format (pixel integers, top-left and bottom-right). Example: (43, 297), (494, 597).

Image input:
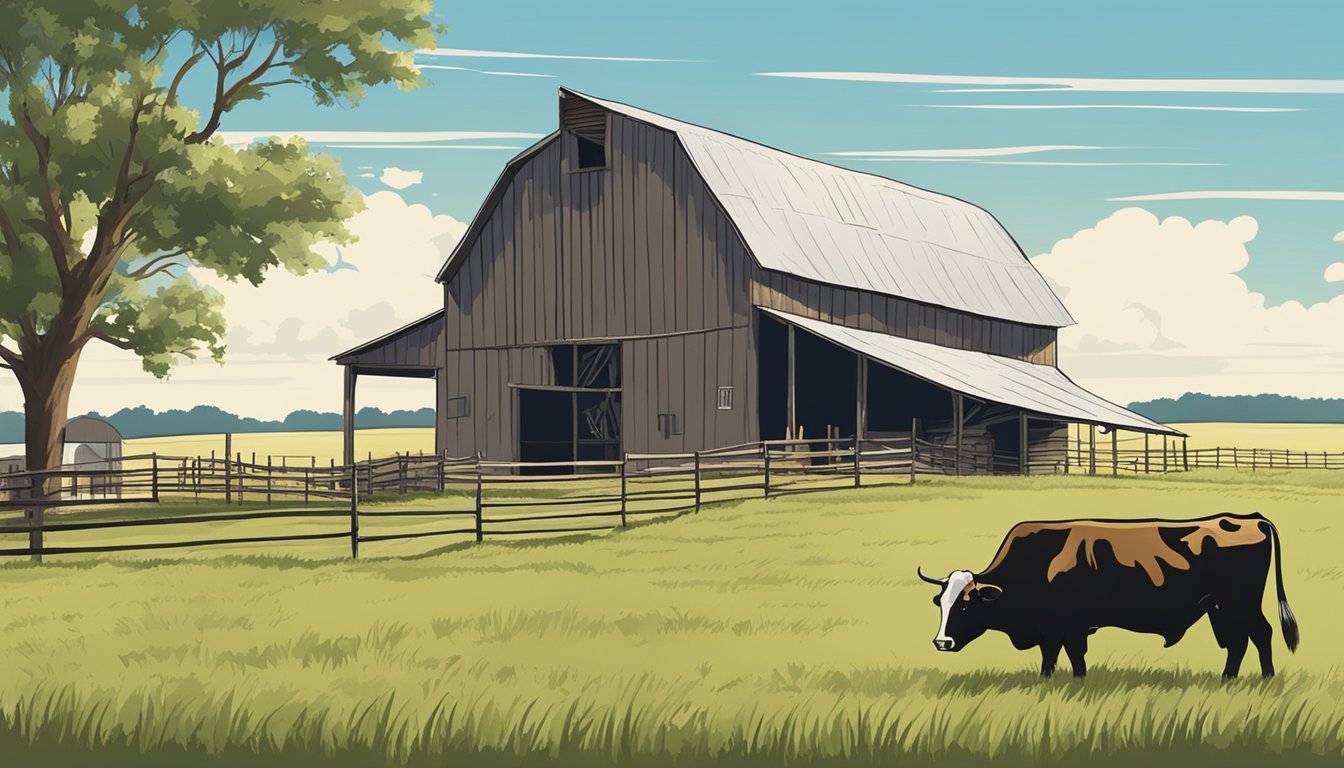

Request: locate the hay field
(0, 471), (1340, 766)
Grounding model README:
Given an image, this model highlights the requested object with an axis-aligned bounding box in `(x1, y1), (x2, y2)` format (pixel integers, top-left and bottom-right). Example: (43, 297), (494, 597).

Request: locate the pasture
(1171, 422), (1344, 453)
(126, 428), (437, 467)
(0, 471), (1341, 765)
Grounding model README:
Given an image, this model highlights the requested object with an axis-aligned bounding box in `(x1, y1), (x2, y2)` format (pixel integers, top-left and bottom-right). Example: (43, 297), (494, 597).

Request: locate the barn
(334, 88), (1178, 471)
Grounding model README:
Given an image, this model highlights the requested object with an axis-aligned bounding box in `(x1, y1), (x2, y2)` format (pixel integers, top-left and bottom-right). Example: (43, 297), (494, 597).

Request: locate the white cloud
(984, 161), (1220, 167)
(217, 130), (544, 148)
(1108, 191), (1344, 202)
(825, 145), (1131, 159)
(417, 64), (555, 78)
(1033, 208), (1344, 403)
(379, 167), (424, 189)
(919, 104), (1301, 112)
(1326, 263), (1344, 282)
(755, 71), (1344, 93)
(0, 192), (466, 420)
(1333, 231), (1344, 242)
(416, 47), (695, 63)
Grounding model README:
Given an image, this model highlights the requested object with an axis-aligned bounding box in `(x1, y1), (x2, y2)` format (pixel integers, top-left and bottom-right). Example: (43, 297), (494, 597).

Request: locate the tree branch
(124, 249), (192, 281)
(165, 49), (205, 107)
(17, 108), (74, 285)
(186, 37), (285, 144)
(80, 329), (135, 351)
(0, 340), (21, 369)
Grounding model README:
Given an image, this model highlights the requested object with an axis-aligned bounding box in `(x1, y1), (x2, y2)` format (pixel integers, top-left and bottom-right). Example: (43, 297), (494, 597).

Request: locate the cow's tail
(1266, 519), (1299, 652)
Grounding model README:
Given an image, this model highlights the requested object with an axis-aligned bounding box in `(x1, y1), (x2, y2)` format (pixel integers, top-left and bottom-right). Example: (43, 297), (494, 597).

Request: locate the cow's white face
(932, 570), (976, 651)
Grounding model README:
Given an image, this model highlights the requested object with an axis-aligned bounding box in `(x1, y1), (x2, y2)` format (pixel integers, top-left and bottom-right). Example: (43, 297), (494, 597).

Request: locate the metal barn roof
(569, 90), (1075, 328)
(761, 308), (1178, 435)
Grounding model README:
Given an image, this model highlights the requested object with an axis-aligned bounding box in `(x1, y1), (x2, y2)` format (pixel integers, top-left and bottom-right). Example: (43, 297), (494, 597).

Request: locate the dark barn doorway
(518, 389), (575, 473)
(517, 343), (623, 474)
(756, 312), (857, 443)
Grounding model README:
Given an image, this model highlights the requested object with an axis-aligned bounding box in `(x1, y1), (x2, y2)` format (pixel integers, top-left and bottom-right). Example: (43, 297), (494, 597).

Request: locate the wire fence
(0, 433), (1340, 561)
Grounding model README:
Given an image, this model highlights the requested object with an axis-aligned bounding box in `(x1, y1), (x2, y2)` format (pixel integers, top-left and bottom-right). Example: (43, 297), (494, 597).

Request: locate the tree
(0, 2), (437, 518)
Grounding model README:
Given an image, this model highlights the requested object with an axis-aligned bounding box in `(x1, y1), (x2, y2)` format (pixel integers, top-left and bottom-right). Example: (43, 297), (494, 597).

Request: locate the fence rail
(1, 435), (1340, 561)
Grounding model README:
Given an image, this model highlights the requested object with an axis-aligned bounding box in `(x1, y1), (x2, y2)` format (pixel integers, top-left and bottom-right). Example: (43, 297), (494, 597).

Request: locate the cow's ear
(976, 584), (1004, 602)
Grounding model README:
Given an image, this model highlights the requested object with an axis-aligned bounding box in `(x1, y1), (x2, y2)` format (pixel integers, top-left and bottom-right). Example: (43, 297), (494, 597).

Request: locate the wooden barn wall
(439, 327), (756, 459)
(749, 268), (1057, 365)
(443, 113), (752, 351)
(335, 317), (444, 369)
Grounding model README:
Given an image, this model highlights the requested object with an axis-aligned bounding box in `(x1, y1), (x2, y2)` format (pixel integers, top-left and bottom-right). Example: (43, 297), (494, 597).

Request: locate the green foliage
(0, 0), (436, 376)
(0, 473), (1341, 764)
(1130, 393), (1344, 424)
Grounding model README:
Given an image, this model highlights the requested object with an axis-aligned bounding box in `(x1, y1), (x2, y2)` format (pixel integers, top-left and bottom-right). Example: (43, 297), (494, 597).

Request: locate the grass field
(1172, 422), (1344, 453)
(1, 471), (1341, 765)
(119, 423), (1344, 469)
(126, 428), (436, 465)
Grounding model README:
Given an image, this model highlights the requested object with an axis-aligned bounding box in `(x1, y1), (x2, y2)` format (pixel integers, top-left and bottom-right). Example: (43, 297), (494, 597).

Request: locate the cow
(918, 512), (1299, 678)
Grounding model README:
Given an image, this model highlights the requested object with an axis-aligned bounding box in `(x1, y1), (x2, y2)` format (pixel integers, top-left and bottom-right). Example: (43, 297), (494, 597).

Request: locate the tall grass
(1, 472), (1341, 765)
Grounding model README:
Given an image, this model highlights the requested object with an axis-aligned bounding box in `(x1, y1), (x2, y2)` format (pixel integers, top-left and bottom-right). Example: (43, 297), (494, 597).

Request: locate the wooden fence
(0, 435), (1340, 561)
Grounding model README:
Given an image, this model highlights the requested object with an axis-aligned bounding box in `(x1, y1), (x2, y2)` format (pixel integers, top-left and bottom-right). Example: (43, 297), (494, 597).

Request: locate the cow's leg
(1209, 607), (1249, 678)
(1063, 634), (1088, 678)
(1039, 640), (1061, 678)
(1248, 610), (1275, 678)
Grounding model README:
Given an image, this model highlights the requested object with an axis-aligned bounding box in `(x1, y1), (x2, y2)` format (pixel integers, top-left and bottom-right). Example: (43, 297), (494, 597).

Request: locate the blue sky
(223, 0), (1343, 305)
(6, 0), (1344, 422)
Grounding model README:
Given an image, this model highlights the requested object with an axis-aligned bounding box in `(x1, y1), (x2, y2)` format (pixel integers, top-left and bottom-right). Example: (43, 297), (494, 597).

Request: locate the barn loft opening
(562, 94), (607, 171)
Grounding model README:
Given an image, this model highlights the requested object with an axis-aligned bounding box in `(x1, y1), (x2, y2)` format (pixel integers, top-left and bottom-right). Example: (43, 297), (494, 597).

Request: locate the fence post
(620, 452), (628, 528)
(1215, 446), (1221, 469)
(437, 455), (445, 493)
(366, 460), (373, 498)
(693, 451), (702, 513)
(853, 438), (862, 488)
(910, 418), (918, 485)
(762, 442), (772, 498)
(236, 452), (244, 504)
(1182, 438), (1189, 472)
(474, 452), (484, 543)
(266, 456), (273, 504)
(399, 454), (407, 495)
(1251, 447), (1257, 472)
(303, 467), (310, 504)
(151, 452), (159, 502)
(349, 462), (359, 559)
(222, 438), (231, 503)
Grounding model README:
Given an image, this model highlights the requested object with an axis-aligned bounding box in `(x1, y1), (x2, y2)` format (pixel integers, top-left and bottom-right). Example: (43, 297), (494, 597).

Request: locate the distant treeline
(1128, 393), (1344, 424)
(0, 405), (434, 442)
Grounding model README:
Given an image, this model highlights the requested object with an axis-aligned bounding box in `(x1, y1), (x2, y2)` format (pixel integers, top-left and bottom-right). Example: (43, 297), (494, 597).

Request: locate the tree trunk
(13, 343), (84, 561)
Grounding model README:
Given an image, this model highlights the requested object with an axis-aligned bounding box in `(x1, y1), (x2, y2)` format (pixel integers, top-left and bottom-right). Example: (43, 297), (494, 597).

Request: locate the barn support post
(349, 462), (359, 559)
(1018, 412), (1028, 476)
(1111, 430), (1118, 476)
(1088, 425), (1096, 475)
(953, 393), (964, 477)
(342, 367), (357, 468)
(1144, 433), (1150, 474)
(786, 325), (796, 439)
(855, 356), (867, 443)
(1162, 437), (1169, 473)
(1182, 438), (1189, 472)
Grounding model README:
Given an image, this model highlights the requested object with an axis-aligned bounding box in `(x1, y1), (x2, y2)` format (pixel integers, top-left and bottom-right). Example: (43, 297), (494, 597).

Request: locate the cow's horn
(917, 567), (946, 586)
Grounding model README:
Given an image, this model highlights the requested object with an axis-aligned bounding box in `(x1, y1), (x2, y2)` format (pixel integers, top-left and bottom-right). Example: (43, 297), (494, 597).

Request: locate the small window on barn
(445, 396), (470, 419)
(574, 133), (605, 170)
(717, 386), (734, 411)
(657, 413), (682, 440)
